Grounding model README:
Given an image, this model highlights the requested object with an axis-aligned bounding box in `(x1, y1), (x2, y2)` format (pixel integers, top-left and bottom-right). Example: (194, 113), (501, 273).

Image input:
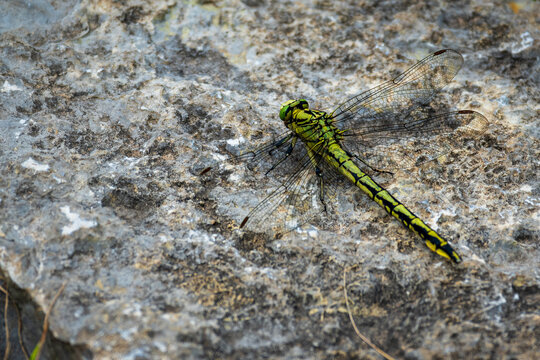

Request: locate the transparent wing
(342, 110), (489, 171)
(329, 49), (487, 171)
(231, 130), (296, 174)
(238, 140), (346, 233)
(331, 49), (463, 125)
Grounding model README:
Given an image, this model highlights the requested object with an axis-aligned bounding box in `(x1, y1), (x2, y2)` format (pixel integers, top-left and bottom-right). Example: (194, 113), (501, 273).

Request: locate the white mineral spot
(21, 158), (49, 172)
(469, 252), (486, 265)
(228, 173), (241, 182)
(512, 32), (534, 54)
(52, 174), (65, 183)
(60, 206), (97, 235)
(213, 153), (227, 161)
(158, 234), (170, 242)
(154, 341), (167, 353)
(497, 95), (510, 106)
(89, 67), (103, 78)
(1, 80), (23, 92)
(226, 137), (245, 146)
(520, 184), (532, 192)
(306, 228), (318, 238)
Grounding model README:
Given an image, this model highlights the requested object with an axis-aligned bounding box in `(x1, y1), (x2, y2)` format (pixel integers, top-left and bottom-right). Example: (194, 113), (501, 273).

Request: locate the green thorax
(279, 99), (344, 145)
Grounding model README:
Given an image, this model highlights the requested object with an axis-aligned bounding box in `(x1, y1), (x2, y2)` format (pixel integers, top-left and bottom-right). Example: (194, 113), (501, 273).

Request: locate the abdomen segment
(327, 145), (462, 263)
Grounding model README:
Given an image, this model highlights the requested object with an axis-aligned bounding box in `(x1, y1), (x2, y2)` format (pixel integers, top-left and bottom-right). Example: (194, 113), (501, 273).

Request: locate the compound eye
(279, 104), (291, 121)
(298, 99), (309, 110)
(279, 99), (298, 121)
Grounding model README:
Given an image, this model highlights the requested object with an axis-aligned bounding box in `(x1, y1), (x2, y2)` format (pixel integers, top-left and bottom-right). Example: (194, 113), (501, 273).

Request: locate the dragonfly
(218, 49), (488, 263)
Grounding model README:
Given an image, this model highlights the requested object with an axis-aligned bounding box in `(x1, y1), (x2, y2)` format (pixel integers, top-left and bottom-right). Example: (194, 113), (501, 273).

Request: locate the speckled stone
(0, 0), (538, 359)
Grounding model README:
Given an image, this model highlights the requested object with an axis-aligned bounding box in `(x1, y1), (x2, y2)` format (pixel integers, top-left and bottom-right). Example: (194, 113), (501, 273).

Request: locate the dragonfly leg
(306, 141), (329, 213)
(316, 167), (328, 213)
(268, 133), (294, 156)
(265, 136), (298, 175)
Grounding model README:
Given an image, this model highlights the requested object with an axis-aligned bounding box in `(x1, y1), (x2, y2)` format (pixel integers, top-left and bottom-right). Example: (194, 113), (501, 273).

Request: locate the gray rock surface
(0, 0), (538, 358)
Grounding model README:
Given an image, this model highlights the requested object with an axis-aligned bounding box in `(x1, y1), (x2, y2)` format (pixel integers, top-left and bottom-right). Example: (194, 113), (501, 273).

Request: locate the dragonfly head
(279, 99), (309, 125)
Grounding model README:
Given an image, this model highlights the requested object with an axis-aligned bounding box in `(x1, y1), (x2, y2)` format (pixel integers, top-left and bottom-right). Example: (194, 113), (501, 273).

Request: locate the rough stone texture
(0, 0), (538, 359)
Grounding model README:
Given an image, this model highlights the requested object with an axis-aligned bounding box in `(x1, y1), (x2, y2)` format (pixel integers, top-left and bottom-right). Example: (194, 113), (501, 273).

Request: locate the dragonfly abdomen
(326, 144), (462, 263)
(374, 189), (462, 263)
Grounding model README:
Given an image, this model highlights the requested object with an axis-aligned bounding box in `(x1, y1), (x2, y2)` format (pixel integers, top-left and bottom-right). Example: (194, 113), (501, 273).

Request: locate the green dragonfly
(225, 49), (488, 263)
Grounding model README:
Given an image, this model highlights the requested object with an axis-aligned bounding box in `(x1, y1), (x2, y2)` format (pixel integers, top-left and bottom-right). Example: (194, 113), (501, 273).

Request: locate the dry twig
(31, 282), (66, 360)
(343, 267), (395, 360)
(0, 285), (11, 360)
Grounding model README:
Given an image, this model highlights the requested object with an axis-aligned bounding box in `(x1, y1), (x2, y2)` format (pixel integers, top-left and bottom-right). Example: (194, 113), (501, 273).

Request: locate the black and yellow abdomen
(323, 142), (462, 263)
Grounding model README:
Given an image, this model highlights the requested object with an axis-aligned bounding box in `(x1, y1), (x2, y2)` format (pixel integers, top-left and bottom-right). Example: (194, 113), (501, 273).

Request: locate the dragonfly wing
(240, 141), (345, 233)
(332, 49), (463, 131)
(343, 110), (489, 171)
(328, 49), (487, 171)
(232, 130), (296, 174)
(331, 49), (464, 126)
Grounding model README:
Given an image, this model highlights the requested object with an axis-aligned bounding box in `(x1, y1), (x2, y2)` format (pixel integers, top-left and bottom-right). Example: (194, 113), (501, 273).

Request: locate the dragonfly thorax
(279, 99), (341, 146)
(279, 99), (329, 126)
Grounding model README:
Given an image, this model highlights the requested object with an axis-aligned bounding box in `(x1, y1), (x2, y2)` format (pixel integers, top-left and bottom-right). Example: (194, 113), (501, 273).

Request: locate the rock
(0, 0), (538, 358)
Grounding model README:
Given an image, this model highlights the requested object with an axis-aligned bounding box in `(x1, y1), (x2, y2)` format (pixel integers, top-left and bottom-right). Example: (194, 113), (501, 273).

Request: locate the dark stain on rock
(32, 98), (43, 112)
(235, 232), (270, 254)
(119, 6), (145, 24)
(102, 189), (161, 211)
(177, 101), (234, 141)
(154, 38), (255, 92)
(480, 50), (537, 82)
(63, 130), (97, 155)
(241, 0), (266, 7)
(147, 138), (178, 157)
(513, 226), (538, 244)
(15, 181), (35, 198)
